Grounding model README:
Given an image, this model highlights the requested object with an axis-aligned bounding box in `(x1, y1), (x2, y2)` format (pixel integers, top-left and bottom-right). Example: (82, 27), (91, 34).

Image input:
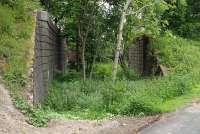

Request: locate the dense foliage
(41, 0), (170, 80)
(163, 0), (200, 40)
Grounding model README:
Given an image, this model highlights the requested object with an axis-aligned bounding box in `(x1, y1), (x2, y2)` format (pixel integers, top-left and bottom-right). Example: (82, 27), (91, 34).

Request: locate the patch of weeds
(45, 70), (200, 118)
(158, 85), (200, 112)
(120, 96), (162, 116)
(46, 110), (110, 120)
(12, 94), (49, 127)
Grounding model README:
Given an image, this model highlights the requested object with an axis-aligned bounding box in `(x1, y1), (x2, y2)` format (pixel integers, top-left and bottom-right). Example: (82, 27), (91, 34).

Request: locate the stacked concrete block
(128, 39), (144, 74)
(33, 11), (66, 105)
(128, 36), (154, 76)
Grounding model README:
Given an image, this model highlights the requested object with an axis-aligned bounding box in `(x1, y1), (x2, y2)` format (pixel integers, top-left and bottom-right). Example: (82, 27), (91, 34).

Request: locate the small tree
(112, 0), (132, 81)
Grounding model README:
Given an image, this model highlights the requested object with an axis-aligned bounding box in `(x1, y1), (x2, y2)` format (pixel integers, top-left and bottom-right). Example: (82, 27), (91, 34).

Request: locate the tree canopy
(40, 0), (200, 80)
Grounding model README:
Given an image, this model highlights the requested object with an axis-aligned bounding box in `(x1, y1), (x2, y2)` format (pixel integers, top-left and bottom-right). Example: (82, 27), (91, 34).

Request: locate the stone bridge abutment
(33, 11), (66, 105)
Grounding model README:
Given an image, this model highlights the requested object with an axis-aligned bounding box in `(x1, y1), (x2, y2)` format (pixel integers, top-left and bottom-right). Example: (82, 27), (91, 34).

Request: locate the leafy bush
(123, 68), (140, 80)
(55, 70), (81, 82)
(177, 22), (200, 40)
(45, 80), (104, 112)
(92, 63), (114, 79)
(4, 69), (27, 87)
(120, 96), (161, 116)
(93, 63), (134, 80)
(12, 95), (49, 127)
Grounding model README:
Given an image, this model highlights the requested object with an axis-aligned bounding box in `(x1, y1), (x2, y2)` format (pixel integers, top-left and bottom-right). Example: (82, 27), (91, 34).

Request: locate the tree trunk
(81, 42), (86, 81)
(77, 0), (98, 81)
(89, 52), (97, 79)
(76, 34), (80, 71)
(119, 54), (130, 78)
(112, 0), (132, 81)
(78, 22), (86, 81)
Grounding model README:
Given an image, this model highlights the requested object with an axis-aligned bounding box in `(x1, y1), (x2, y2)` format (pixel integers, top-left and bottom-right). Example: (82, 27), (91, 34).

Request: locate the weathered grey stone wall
(128, 36), (153, 75)
(128, 38), (144, 75)
(33, 11), (66, 105)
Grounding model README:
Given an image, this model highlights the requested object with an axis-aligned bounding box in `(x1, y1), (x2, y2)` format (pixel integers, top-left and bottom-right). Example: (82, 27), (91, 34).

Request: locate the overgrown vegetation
(0, 1), (49, 127)
(45, 35), (200, 117)
(0, 0), (200, 127)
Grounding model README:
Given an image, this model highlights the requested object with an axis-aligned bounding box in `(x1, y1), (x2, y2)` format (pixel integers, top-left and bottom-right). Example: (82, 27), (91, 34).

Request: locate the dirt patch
(0, 84), (160, 134)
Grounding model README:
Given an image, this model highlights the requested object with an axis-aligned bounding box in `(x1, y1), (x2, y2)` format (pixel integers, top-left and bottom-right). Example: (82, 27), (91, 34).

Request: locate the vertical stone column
(60, 38), (67, 72)
(128, 37), (144, 74)
(128, 36), (152, 76)
(33, 11), (66, 105)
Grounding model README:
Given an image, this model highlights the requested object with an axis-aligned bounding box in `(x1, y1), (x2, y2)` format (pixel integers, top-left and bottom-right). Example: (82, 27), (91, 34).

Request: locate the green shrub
(45, 80), (103, 112)
(177, 22), (200, 40)
(12, 94), (49, 127)
(120, 96), (161, 116)
(92, 63), (126, 80)
(4, 69), (27, 87)
(92, 63), (113, 79)
(55, 70), (81, 82)
(124, 68), (140, 80)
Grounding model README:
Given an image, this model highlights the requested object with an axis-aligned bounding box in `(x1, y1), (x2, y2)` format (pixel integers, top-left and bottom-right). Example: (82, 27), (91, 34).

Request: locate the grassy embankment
(0, 2), (48, 127)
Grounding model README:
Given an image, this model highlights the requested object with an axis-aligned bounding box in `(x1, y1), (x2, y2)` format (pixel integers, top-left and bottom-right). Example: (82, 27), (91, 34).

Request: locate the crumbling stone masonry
(33, 11), (66, 105)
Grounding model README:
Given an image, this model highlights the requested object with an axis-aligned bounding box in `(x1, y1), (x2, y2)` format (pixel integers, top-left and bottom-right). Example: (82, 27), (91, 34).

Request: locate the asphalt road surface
(140, 102), (200, 134)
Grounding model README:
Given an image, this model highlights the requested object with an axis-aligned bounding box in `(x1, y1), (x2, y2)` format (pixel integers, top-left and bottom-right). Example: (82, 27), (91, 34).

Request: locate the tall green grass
(45, 71), (200, 116)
